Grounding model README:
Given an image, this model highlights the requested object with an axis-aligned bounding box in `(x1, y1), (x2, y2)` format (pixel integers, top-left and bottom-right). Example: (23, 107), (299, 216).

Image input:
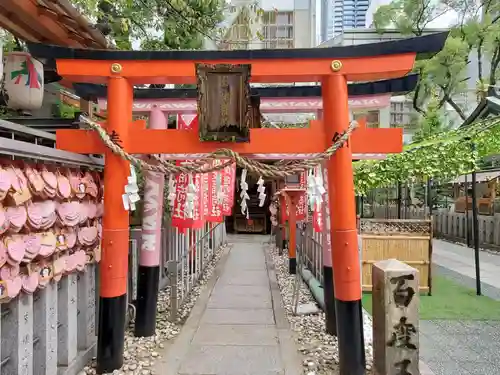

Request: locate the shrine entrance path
(153, 234), (303, 375)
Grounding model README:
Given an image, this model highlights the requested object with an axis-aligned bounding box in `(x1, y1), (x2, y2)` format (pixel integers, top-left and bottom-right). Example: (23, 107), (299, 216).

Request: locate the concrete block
(1, 293), (34, 375)
(33, 283), (58, 375)
(372, 259), (419, 375)
(57, 275), (78, 366)
(77, 265), (97, 350)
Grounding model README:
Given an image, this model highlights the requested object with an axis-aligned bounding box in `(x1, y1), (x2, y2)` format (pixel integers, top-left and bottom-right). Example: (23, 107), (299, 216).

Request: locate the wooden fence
(366, 203), (500, 250)
(359, 219), (432, 294)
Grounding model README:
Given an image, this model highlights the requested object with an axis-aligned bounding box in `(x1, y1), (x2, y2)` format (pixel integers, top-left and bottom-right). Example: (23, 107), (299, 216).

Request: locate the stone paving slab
(177, 345), (284, 375)
(217, 270), (270, 286)
(210, 284), (270, 297)
(200, 308), (275, 325)
(224, 261), (266, 270)
(207, 292), (273, 309)
(192, 324), (279, 346)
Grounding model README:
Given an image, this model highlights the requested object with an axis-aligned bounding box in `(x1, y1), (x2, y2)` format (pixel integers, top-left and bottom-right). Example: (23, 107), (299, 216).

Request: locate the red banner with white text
(171, 161), (205, 230)
(206, 160), (223, 222)
(172, 115), (202, 230)
(202, 169), (209, 218)
(221, 162), (236, 216)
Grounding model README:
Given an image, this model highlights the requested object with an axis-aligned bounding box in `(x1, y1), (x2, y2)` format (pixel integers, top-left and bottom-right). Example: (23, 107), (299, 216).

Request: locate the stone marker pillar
(372, 259), (419, 375)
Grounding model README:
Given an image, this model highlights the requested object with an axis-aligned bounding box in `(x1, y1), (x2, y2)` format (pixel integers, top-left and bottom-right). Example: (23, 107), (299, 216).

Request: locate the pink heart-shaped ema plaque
(6, 276), (22, 298)
(5, 236), (26, 264)
(0, 263), (20, 280)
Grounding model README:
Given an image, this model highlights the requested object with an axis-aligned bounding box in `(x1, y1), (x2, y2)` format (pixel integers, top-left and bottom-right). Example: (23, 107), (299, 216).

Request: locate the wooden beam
(55, 121), (402, 156)
(37, 2), (94, 45)
(0, 0), (84, 48)
(55, 54), (416, 85)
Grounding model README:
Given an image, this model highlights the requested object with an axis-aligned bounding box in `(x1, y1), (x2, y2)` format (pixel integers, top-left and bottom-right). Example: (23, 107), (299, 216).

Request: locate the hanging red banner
(206, 159), (223, 222)
(202, 169), (210, 218)
(221, 161), (236, 216)
(177, 114), (198, 130)
(313, 205), (323, 232)
(296, 172), (307, 221)
(172, 117), (205, 229)
(171, 161), (205, 229)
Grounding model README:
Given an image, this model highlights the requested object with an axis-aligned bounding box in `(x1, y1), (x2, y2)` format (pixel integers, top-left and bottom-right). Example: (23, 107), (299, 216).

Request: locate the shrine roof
(72, 74), (419, 101)
(27, 32), (447, 63)
(0, 0), (109, 49)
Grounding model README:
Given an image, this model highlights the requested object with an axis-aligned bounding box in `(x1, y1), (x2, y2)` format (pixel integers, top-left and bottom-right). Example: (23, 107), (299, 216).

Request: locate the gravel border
(81, 244), (228, 375)
(268, 244), (373, 375)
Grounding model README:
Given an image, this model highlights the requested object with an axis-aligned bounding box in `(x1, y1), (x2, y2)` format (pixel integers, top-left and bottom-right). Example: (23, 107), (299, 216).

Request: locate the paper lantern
(4, 52), (44, 110)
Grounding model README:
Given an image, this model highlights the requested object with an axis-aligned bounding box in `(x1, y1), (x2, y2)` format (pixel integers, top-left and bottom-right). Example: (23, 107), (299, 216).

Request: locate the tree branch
(477, 38), (484, 83)
(488, 43), (500, 95)
(444, 94), (467, 120)
(412, 68), (426, 115)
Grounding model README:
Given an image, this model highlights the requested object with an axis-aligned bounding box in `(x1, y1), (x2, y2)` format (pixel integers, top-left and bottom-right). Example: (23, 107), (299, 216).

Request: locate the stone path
(420, 320), (500, 375)
(418, 239), (500, 375)
(433, 239), (500, 299)
(153, 235), (302, 375)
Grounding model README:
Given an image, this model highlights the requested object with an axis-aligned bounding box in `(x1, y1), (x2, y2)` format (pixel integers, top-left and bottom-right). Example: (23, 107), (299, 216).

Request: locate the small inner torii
(27, 32), (449, 375)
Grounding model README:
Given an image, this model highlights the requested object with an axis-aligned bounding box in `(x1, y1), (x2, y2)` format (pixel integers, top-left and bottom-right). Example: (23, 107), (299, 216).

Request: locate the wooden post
(372, 259), (419, 375)
(96, 75), (133, 374)
(322, 72), (365, 375)
(135, 107), (167, 337)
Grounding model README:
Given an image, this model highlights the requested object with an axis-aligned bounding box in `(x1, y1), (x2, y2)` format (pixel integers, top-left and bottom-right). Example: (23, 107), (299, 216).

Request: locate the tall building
(320, 0), (370, 41)
(333, 0), (370, 36)
(320, 0), (334, 43)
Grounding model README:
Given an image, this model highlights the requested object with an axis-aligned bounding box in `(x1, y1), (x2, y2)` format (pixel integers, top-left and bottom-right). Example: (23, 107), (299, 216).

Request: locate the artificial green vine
(354, 115), (500, 195)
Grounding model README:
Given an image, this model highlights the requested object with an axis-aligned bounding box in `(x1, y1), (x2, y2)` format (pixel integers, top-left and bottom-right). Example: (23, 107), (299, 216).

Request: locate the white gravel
(268, 244), (373, 375)
(81, 243), (228, 375)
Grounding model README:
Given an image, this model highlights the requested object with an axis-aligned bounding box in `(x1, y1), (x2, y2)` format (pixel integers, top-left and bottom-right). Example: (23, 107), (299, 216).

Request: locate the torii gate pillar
(323, 73), (365, 374)
(97, 76), (133, 374)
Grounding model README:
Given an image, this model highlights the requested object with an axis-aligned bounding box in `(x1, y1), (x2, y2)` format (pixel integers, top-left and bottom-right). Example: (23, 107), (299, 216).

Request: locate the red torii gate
(28, 32), (447, 375)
